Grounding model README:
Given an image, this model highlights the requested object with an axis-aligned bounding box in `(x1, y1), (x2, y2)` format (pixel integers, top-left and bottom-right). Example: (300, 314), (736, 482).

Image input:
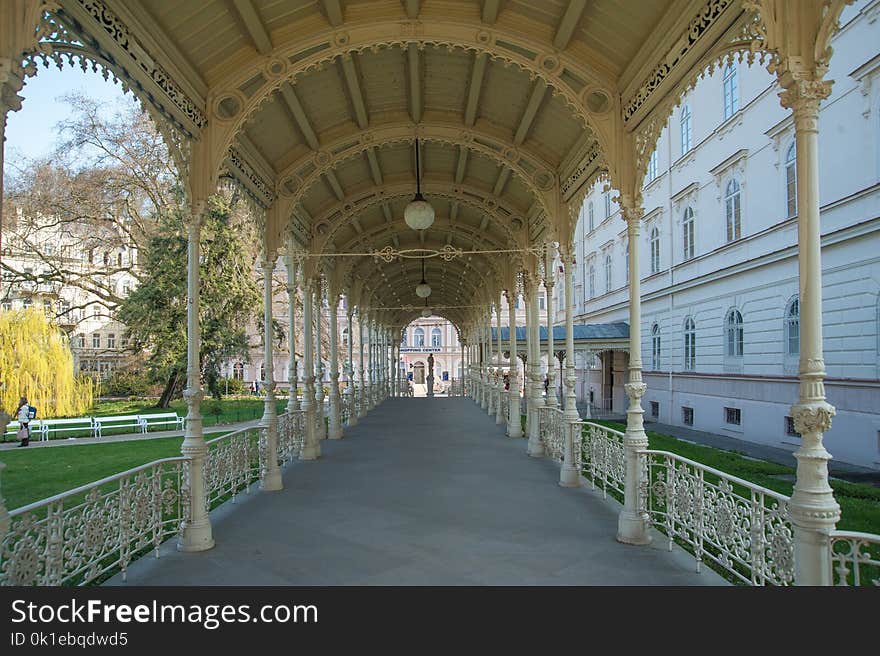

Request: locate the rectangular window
(724, 407), (741, 426)
(92, 334), (100, 349)
(650, 401), (659, 419)
(539, 294), (546, 310)
(785, 416), (800, 437)
(78, 334), (85, 348)
(723, 64), (739, 120)
(682, 406), (694, 426)
(107, 333), (116, 348)
(604, 192), (611, 218)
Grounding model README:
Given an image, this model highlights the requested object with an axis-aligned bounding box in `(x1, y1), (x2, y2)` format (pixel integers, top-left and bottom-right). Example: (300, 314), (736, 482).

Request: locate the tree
(0, 307), (94, 417)
(117, 193), (260, 407)
(1, 93), (178, 324)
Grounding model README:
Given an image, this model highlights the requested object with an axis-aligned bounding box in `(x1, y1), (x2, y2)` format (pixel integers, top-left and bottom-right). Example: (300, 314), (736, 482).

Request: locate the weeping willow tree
(0, 308), (94, 417)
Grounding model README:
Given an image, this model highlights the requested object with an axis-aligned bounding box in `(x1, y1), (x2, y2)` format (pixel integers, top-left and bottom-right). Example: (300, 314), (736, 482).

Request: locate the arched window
(785, 142), (797, 218)
(723, 63), (739, 119)
(680, 103), (692, 154)
(683, 317), (696, 371)
(588, 202), (595, 231)
(233, 363), (244, 380)
(604, 254), (612, 293)
(414, 327), (425, 347)
(588, 265), (595, 298)
(725, 309), (744, 357)
(431, 328), (442, 347)
(651, 323), (661, 370)
(683, 207), (695, 261)
(650, 226), (661, 274)
(725, 179), (741, 242)
(785, 297), (800, 356)
(260, 363), (266, 381)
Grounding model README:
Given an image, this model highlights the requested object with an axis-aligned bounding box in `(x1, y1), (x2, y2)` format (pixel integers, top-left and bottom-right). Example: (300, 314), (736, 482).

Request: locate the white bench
(4, 420), (47, 442)
(39, 417), (96, 440)
(92, 415), (145, 438)
(138, 413), (184, 432)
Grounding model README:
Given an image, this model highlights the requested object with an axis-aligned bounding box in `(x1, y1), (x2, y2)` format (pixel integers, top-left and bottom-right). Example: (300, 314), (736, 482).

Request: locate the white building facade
(563, 1), (880, 468)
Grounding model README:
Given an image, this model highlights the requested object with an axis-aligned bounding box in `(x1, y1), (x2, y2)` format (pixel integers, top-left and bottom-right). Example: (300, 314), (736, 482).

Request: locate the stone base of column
(178, 521), (214, 552)
(261, 469), (283, 491)
(559, 464), (580, 488)
(527, 437), (544, 457)
(301, 444), (320, 460)
(616, 511), (651, 546)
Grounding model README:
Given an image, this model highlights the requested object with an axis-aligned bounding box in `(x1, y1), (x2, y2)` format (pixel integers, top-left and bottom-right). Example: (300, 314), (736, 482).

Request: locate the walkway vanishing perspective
(111, 398), (724, 586)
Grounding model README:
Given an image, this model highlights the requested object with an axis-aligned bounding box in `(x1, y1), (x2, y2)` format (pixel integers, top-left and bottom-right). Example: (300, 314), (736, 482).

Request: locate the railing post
(560, 421), (580, 487)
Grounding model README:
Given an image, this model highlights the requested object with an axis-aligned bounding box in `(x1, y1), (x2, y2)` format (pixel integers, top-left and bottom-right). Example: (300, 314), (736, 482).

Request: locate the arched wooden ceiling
(39, 0), (755, 324)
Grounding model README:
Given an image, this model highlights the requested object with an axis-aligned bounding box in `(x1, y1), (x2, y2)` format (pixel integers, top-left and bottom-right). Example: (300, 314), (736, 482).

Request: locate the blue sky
(4, 64), (134, 173)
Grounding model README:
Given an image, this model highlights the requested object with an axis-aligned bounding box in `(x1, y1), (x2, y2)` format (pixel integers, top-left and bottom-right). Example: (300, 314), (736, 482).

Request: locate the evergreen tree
(118, 193), (260, 407)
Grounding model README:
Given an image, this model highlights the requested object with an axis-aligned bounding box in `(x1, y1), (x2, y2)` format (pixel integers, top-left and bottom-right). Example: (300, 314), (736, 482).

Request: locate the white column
(523, 293), (533, 438)
(178, 206), (214, 552)
(358, 312), (367, 417)
(526, 275), (544, 457)
(260, 256), (282, 490)
(495, 300), (505, 424)
(314, 282), (327, 440)
(545, 244), (558, 408)
(617, 212), (650, 545)
(783, 79), (840, 585)
(507, 289), (522, 438)
(300, 279), (320, 460)
(346, 309), (358, 426)
(480, 319), (489, 411)
(366, 318), (374, 408)
(328, 294), (342, 439)
(562, 247), (579, 422)
(285, 253), (298, 413)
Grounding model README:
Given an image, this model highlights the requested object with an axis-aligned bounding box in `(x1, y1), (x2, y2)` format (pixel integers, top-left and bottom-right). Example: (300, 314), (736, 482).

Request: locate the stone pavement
(109, 397), (725, 586)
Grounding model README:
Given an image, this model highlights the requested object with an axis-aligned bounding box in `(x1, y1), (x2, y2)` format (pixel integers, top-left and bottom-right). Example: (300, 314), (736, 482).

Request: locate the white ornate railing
(830, 530), (880, 586)
(0, 458), (186, 586)
(640, 449), (795, 586)
(277, 411), (304, 466)
(205, 426), (262, 507)
(575, 421), (626, 499)
(538, 407), (565, 462)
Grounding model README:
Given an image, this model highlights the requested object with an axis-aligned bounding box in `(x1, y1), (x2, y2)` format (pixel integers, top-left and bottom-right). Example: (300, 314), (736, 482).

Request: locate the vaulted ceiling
(36, 0), (754, 328)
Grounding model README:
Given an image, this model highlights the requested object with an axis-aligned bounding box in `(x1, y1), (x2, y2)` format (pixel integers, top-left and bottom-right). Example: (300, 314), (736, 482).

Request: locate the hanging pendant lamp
(404, 138), (435, 230)
(415, 256), (432, 298)
(421, 297), (432, 318)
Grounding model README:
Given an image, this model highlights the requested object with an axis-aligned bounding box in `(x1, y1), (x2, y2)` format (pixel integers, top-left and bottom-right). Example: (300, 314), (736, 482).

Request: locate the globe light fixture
(415, 257), (431, 298)
(421, 299), (431, 318)
(404, 138), (435, 231)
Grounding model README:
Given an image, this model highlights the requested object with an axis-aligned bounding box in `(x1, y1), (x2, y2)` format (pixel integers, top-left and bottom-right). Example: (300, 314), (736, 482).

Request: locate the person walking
(16, 396), (32, 447)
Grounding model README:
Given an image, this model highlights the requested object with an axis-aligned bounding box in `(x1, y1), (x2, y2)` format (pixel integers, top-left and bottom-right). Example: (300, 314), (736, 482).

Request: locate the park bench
(138, 412), (185, 432)
(92, 414), (145, 438)
(38, 417), (96, 440)
(4, 419), (47, 442)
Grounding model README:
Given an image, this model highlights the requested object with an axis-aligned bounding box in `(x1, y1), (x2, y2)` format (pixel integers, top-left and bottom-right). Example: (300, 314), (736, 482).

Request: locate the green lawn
(593, 420), (880, 535)
(0, 429), (231, 511)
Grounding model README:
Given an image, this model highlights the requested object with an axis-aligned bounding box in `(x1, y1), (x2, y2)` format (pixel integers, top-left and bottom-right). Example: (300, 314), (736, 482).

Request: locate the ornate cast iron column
(259, 255), (282, 490)
(617, 205), (650, 546)
(526, 273), (544, 457)
(328, 292), (342, 439)
(506, 289), (522, 438)
(561, 245), (579, 422)
(358, 311), (367, 417)
(495, 299), (505, 424)
(178, 203), (214, 552)
(300, 278), (320, 460)
(314, 281), (327, 440)
(544, 243), (558, 409)
(285, 249), (298, 414)
(346, 308), (358, 426)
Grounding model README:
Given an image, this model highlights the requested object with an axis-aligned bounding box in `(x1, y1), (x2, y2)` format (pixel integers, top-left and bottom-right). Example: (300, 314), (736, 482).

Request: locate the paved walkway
(109, 397), (724, 586)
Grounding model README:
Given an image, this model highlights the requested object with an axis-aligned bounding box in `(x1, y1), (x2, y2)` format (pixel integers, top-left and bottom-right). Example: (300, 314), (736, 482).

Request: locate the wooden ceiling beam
(553, 0), (587, 51)
(407, 44), (422, 123)
(514, 79), (547, 145)
(325, 172), (346, 201)
(279, 83), (320, 150)
(403, 0), (420, 19)
(481, 0), (501, 24)
(321, 0), (344, 27)
(454, 146), (468, 183)
(340, 54), (369, 129)
(366, 148), (384, 186)
(231, 0), (273, 55)
(464, 53), (488, 127)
